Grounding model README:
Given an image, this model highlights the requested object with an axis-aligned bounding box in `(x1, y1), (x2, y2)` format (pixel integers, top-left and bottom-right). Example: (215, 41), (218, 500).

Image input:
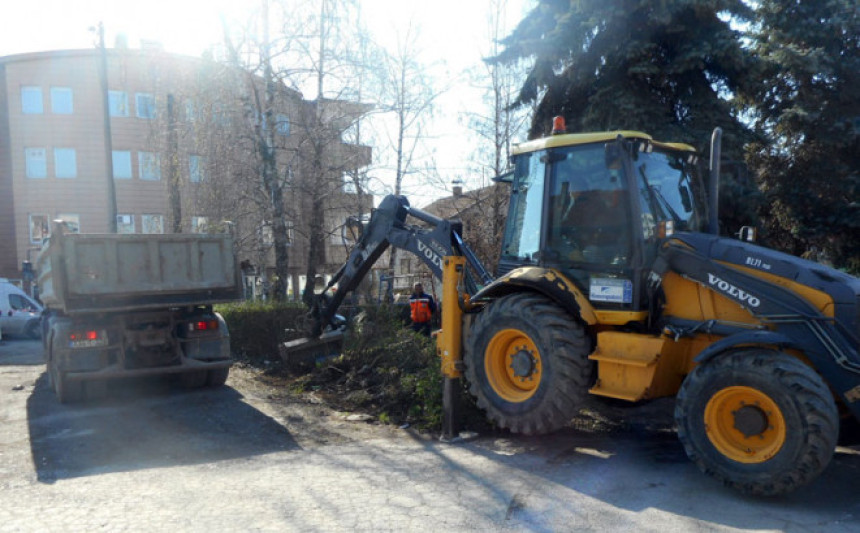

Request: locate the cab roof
(511, 130), (697, 155)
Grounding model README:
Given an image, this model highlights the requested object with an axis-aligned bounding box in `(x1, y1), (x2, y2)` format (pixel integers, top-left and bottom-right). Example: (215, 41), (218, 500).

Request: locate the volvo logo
(707, 273), (761, 308)
(417, 240), (444, 270)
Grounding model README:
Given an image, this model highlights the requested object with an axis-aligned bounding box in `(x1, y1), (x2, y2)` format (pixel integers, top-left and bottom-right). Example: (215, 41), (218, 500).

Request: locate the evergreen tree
(746, 0), (860, 272)
(494, 0), (763, 231)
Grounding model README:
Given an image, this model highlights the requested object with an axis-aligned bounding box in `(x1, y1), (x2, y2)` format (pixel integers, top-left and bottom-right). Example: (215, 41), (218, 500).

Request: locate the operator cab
(498, 122), (708, 312)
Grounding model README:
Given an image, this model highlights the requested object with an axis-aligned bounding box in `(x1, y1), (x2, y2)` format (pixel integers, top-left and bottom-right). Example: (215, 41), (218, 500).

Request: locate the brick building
(0, 47), (371, 297)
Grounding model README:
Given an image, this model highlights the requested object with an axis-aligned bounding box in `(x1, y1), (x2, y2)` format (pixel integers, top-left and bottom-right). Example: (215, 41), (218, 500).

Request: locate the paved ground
(2, 337), (860, 532)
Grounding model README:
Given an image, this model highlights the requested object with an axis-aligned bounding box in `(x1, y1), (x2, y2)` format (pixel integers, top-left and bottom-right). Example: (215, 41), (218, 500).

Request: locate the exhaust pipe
(708, 127), (722, 235)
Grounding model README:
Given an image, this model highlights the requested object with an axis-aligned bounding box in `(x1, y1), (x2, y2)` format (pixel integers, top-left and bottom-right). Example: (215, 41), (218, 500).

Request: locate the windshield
(633, 149), (706, 239)
(500, 152), (545, 262)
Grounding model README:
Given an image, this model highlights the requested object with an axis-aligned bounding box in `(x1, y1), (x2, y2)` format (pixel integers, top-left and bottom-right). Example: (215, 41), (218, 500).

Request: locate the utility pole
(96, 22), (118, 233)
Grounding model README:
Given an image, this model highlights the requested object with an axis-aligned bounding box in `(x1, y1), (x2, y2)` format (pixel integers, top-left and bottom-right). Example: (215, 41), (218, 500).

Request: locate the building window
(54, 148), (77, 178)
(142, 214), (164, 234)
(50, 87), (73, 114)
(56, 213), (80, 233)
(25, 148), (47, 178)
(189, 155), (204, 183)
(29, 214), (49, 243)
(117, 214), (135, 234)
(260, 222), (273, 245)
(109, 91), (129, 117)
(112, 150), (132, 179)
(139, 152), (161, 180)
(191, 216), (208, 234)
(21, 86), (43, 114)
(185, 99), (197, 121)
(276, 114), (290, 136)
(136, 93), (156, 119)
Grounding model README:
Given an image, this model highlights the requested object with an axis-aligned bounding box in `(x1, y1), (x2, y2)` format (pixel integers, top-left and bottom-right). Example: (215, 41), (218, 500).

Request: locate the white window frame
(141, 214), (164, 234)
(54, 148), (77, 178)
(21, 86), (43, 114)
(56, 213), (80, 233)
(276, 114), (290, 136)
(112, 150), (132, 179)
(29, 214), (49, 243)
(109, 90), (129, 117)
(25, 148), (47, 178)
(184, 99), (197, 122)
(189, 155), (204, 183)
(50, 87), (73, 114)
(138, 151), (161, 180)
(135, 93), (156, 119)
(116, 214), (135, 234)
(260, 222), (274, 245)
(191, 216), (208, 234)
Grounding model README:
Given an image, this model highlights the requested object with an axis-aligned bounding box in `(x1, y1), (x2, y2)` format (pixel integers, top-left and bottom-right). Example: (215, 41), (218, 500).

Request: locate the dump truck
(37, 222), (241, 403)
(289, 119), (860, 496)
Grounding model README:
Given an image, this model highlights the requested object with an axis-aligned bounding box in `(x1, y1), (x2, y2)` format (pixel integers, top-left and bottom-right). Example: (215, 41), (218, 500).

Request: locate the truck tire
(464, 292), (593, 435)
(180, 370), (207, 388)
(675, 349), (838, 496)
(206, 368), (229, 387)
(86, 380), (108, 400)
(48, 359), (83, 404)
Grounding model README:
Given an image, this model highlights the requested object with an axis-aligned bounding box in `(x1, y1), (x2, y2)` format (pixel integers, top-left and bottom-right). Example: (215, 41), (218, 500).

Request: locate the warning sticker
(589, 278), (633, 304)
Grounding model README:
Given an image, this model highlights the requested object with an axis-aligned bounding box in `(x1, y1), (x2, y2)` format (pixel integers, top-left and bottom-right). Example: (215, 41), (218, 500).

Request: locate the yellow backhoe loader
(286, 120), (860, 496)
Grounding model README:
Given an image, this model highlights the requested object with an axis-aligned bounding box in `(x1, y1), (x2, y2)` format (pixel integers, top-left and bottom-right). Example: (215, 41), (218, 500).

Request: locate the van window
(9, 293), (36, 311)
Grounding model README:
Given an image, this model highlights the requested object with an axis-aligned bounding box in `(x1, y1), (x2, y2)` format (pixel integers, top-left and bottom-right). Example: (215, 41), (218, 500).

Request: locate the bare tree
(370, 22), (444, 275)
(461, 0), (532, 270)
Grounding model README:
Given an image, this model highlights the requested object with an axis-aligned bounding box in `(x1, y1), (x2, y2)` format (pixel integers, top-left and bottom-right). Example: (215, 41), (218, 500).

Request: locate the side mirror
(737, 226), (756, 242)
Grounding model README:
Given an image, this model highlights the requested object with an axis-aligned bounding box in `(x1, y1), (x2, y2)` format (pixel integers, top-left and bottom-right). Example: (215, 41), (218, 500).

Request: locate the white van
(0, 280), (43, 339)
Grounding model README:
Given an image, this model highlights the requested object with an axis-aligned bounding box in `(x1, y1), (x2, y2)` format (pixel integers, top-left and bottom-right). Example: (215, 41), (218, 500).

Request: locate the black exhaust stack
(708, 127), (722, 235)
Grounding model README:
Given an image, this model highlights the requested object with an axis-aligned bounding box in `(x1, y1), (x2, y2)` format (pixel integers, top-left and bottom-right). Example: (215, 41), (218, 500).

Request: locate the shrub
(216, 301), (308, 361)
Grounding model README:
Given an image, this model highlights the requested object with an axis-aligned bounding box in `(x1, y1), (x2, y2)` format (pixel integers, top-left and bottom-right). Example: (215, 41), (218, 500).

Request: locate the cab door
(541, 142), (643, 311)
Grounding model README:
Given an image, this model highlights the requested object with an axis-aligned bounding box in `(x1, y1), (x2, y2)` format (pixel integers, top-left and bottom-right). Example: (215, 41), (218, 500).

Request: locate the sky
(0, 0), (533, 206)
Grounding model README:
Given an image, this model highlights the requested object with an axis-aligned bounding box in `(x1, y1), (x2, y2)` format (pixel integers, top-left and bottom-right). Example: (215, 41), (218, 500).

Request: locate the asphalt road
(1, 337), (859, 532)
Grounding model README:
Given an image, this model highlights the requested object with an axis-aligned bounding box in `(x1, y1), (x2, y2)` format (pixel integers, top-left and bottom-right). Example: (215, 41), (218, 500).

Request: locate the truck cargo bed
(37, 230), (241, 314)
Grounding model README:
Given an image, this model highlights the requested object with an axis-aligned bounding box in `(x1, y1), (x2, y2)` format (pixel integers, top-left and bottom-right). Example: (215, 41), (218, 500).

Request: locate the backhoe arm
(305, 194), (492, 337)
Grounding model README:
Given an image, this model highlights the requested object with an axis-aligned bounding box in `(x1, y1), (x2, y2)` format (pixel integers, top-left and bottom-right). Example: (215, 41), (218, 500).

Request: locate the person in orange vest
(408, 282), (436, 336)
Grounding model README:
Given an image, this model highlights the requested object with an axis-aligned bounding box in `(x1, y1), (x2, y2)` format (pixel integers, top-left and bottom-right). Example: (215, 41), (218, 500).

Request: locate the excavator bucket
(279, 329), (345, 371)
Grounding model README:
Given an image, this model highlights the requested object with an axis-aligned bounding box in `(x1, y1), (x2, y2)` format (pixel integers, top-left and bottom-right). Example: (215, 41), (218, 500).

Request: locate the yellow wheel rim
(484, 328), (542, 403)
(704, 385), (786, 464)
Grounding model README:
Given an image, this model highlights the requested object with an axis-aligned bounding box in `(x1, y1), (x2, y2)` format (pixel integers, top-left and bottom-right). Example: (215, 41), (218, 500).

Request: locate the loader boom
(305, 194), (492, 337)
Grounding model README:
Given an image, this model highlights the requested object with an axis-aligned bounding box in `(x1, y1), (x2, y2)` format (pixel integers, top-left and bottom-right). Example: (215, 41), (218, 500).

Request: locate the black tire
(180, 370), (208, 388)
(675, 350), (838, 496)
(464, 292), (593, 435)
(206, 367), (229, 387)
(48, 359), (83, 404)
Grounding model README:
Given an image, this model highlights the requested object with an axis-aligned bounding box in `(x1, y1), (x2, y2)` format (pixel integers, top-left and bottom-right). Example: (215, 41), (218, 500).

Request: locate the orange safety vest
(410, 297), (432, 323)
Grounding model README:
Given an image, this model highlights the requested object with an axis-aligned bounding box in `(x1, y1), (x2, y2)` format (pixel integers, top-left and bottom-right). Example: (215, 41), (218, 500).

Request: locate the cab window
(501, 151), (546, 263)
(545, 144), (631, 266)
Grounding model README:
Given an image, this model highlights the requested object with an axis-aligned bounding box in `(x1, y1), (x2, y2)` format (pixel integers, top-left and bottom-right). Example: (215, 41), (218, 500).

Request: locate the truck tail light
(188, 319), (219, 332)
(69, 329), (108, 348)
